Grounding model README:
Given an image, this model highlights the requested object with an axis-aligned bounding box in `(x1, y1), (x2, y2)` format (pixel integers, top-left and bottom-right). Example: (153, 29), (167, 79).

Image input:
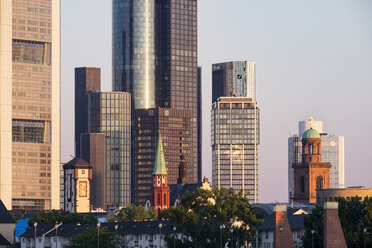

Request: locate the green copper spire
(153, 132), (167, 175)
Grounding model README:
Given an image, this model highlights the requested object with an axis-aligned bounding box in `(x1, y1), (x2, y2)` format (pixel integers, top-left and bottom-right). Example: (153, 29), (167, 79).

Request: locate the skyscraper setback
(113, 0), (199, 203)
(0, 0), (60, 210)
(212, 61), (256, 103)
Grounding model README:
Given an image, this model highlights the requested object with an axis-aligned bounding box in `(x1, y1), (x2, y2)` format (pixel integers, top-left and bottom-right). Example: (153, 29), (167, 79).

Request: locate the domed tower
(293, 128), (331, 203)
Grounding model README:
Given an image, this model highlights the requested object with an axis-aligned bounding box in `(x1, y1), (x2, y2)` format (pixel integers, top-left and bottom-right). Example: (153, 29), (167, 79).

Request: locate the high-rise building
(112, 0), (200, 190)
(197, 66), (202, 182)
(288, 117), (345, 201)
(134, 108), (192, 205)
(87, 92), (131, 208)
(211, 97), (260, 203)
(212, 61), (256, 103)
(74, 67), (100, 157)
(0, 0), (60, 210)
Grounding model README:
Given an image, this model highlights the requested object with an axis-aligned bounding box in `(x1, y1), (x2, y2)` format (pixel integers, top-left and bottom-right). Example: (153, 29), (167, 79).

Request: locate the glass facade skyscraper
(212, 61), (256, 103)
(112, 0), (156, 109)
(113, 0), (200, 204)
(0, 0), (60, 210)
(288, 117), (345, 201)
(88, 92), (131, 207)
(211, 97), (260, 203)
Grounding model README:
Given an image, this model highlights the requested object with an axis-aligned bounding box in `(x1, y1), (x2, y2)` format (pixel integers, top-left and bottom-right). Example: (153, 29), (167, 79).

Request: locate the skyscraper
(211, 97), (260, 203)
(74, 67), (101, 157)
(212, 61), (256, 103)
(112, 0), (200, 199)
(87, 92), (132, 208)
(0, 0), (60, 210)
(288, 117), (345, 201)
(134, 108), (192, 205)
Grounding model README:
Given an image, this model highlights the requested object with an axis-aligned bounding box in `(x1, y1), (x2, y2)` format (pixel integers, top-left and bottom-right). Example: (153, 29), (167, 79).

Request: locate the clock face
(157, 178), (161, 186)
(79, 181), (87, 197)
(330, 141), (336, 147)
(162, 177), (165, 185)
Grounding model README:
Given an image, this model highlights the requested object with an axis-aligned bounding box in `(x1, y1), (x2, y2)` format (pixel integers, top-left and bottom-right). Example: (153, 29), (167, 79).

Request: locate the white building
(288, 117), (345, 201)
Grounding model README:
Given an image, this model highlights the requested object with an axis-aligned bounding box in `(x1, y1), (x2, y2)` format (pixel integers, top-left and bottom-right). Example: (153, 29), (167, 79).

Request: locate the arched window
(316, 176), (323, 189)
(301, 176), (305, 193)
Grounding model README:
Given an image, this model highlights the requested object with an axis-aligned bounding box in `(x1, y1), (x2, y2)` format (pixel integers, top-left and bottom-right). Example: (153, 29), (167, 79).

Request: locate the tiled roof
(0, 200), (16, 223)
(21, 221), (176, 238)
(169, 183), (201, 206)
(63, 157), (90, 169)
(258, 211), (306, 231)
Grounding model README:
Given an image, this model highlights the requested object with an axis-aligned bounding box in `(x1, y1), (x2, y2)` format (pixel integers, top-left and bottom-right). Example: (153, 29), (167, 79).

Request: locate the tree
(28, 210), (97, 226)
(67, 226), (127, 248)
(109, 204), (156, 222)
(301, 197), (372, 248)
(160, 187), (263, 248)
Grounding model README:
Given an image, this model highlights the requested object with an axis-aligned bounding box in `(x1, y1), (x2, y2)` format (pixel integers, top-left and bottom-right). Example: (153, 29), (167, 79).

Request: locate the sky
(61, 0), (372, 203)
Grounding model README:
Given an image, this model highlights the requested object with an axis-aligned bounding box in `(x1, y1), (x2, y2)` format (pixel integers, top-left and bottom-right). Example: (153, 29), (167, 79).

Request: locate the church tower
(293, 128), (331, 203)
(151, 133), (170, 214)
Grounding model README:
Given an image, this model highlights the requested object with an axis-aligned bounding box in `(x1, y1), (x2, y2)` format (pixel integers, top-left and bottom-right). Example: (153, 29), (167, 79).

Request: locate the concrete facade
(317, 187), (372, 205)
(0, 0), (60, 210)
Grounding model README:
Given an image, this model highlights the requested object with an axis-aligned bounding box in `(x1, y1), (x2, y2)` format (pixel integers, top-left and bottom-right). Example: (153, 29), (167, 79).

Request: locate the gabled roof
(153, 133), (167, 175)
(0, 234), (10, 245)
(0, 200), (16, 223)
(63, 157), (91, 169)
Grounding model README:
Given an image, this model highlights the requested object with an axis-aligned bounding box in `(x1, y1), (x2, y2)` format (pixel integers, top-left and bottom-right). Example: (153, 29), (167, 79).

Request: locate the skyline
(61, 0), (372, 203)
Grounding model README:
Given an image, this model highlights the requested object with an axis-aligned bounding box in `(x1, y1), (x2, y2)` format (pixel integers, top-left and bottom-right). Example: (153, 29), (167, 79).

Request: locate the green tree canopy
(302, 197), (372, 248)
(28, 210), (97, 226)
(67, 226), (126, 248)
(160, 187), (263, 248)
(109, 204), (156, 222)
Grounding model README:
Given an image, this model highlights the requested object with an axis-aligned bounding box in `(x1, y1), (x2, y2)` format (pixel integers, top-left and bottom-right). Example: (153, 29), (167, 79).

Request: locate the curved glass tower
(113, 0), (155, 109)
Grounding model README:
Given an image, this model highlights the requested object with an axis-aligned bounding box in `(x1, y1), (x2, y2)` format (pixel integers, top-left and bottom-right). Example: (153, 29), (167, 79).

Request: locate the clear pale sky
(61, 0), (372, 203)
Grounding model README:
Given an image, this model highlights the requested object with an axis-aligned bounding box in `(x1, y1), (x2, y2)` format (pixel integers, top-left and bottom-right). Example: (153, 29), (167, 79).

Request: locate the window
(316, 176), (323, 189)
(301, 176), (305, 193)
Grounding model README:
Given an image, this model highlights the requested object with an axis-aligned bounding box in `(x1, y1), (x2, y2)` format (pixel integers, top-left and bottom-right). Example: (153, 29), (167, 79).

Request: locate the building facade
(293, 128), (331, 203)
(212, 61), (256, 103)
(316, 187), (372, 205)
(0, 0), (60, 210)
(288, 117), (345, 201)
(74, 67), (100, 157)
(134, 107), (192, 205)
(211, 97), (259, 203)
(113, 0), (200, 186)
(63, 158), (92, 213)
(87, 92), (131, 208)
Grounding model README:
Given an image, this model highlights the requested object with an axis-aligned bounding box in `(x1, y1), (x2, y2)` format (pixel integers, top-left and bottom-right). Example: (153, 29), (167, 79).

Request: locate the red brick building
(293, 128), (331, 203)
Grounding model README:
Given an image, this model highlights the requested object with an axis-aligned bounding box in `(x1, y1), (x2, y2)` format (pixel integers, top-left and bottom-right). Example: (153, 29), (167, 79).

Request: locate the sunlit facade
(112, 0), (155, 109)
(288, 118), (345, 201)
(88, 92), (131, 208)
(211, 97), (260, 203)
(0, 0), (60, 210)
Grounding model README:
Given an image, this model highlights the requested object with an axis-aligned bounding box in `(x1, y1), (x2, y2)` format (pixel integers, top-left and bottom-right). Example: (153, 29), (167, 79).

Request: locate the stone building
(293, 128), (331, 203)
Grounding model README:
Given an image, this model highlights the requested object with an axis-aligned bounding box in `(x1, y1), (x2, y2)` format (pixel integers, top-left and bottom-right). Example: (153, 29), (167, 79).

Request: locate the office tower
(80, 133), (105, 209)
(112, 0), (156, 109)
(211, 97), (260, 203)
(87, 92), (131, 208)
(197, 66), (202, 182)
(212, 61), (256, 103)
(293, 128), (331, 203)
(134, 108), (192, 205)
(288, 117), (345, 201)
(74, 67), (100, 157)
(0, 0), (60, 210)
(113, 0), (199, 188)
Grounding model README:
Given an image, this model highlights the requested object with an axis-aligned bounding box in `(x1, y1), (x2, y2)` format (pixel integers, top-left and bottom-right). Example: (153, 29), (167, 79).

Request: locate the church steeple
(151, 132), (170, 214)
(153, 132), (167, 175)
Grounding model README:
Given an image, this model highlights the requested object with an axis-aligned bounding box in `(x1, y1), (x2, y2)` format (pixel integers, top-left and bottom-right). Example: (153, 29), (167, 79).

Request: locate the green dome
(302, 128), (320, 139)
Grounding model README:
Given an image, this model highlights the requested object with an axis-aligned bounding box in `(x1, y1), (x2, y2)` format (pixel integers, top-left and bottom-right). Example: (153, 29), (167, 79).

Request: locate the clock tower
(151, 133), (170, 215)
